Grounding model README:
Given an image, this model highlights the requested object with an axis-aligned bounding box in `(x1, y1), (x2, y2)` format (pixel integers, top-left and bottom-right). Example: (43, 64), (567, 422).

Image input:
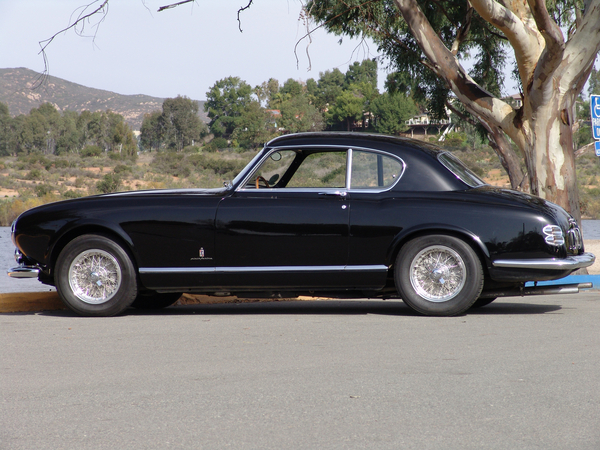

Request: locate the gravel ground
(2, 222), (599, 293)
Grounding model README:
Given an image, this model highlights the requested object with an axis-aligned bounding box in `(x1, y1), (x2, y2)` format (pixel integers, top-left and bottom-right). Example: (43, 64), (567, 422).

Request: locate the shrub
(96, 173), (122, 194)
(28, 169), (44, 180)
(211, 137), (228, 149)
(113, 164), (132, 174)
(63, 190), (84, 199)
(81, 145), (102, 158)
(34, 184), (53, 197)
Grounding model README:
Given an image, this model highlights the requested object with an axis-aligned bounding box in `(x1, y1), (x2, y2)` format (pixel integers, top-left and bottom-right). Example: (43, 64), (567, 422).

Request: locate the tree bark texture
(393, 0), (600, 223)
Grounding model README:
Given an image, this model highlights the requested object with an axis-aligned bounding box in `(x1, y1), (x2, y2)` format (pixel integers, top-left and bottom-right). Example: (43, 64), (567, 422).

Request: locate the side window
(287, 151), (347, 188)
(351, 150), (402, 189)
(246, 150), (297, 188)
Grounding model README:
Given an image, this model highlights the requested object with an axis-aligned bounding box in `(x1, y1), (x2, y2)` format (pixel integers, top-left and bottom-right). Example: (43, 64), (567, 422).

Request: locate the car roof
(265, 132), (469, 192)
(266, 132), (444, 157)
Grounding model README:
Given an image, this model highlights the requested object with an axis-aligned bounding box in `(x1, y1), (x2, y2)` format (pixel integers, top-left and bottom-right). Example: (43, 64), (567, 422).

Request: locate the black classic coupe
(8, 133), (595, 316)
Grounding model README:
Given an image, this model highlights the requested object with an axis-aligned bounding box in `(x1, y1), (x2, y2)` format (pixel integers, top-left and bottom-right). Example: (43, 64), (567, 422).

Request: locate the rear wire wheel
(55, 234), (137, 316)
(395, 235), (483, 316)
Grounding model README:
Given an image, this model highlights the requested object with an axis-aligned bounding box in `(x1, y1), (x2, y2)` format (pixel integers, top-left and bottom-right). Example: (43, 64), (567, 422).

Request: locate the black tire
(470, 297), (497, 308)
(131, 292), (182, 310)
(395, 235), (483, 316)
(55, 234), (137, 316)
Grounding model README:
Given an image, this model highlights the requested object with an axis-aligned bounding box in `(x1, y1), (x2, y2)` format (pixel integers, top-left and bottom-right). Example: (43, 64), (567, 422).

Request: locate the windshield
(438, 152), (486, 188)
(230, 149), (264, 188)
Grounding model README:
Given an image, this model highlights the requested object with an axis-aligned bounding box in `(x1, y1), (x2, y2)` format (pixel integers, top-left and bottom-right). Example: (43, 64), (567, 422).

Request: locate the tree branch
(36, 0), (110, 88)
(237, 0), (254, 32)
(392, 0), (515, 137)
(469, 0), (543, 93)
(158, 0), (195, 12)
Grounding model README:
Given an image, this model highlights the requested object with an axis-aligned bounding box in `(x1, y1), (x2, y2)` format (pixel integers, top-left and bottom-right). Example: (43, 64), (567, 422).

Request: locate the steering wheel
(255, 176), (270, 189)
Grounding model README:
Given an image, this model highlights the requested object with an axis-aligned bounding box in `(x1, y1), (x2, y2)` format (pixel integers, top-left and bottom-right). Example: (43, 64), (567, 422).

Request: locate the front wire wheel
(395, 235), (483, 316)
(68, 249), (122, 304)
(56, 235), (137, 316)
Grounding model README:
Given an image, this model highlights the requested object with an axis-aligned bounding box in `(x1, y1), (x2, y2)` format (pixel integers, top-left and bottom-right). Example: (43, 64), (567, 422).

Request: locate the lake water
(582, 219), (600, 240)
(1, 221), (600, 293)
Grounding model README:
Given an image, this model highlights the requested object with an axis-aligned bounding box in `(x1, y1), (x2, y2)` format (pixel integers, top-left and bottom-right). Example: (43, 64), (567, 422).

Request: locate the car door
(214, 149), (352, 289)
(347, 149), (406, 288)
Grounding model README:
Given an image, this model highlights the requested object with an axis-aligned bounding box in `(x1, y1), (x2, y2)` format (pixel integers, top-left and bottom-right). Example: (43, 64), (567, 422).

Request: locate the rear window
(438, 152), (486, 188)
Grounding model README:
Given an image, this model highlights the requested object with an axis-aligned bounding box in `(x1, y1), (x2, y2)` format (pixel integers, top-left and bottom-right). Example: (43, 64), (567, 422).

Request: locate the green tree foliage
(279, 95), (325, 133)
(140, 111), (162, 151)
(0, 103), (138, 157)
(0, 102), (13, 156)
(310, 68), (345, 112)
(326, 88), (365, 131)
(255, 78), (280, 106)
(205, 77), (253, 138)
(232, 101), (277, 149)
(139, 96), (207, 152)
(344, 60), (378, 90)
(371, 92), (418, 135)
(160, 96), (206, 151)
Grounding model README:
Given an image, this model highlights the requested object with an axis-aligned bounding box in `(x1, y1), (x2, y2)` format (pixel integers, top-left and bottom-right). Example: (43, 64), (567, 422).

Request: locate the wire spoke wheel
(395, 235), (483, 316)
(68, 249), (122, 304)
(56, 234), (137, 316)
(409, 245), (466, 303)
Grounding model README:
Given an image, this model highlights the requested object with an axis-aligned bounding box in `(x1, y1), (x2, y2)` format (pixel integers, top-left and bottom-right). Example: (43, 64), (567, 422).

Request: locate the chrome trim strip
(492, 252), (595, 270)
(139, 265), (388, 274)
(7, 266), (40, 278)
(346, 148), (353, 190)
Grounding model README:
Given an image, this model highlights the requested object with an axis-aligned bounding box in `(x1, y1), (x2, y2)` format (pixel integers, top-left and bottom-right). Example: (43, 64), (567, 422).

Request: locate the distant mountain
(0, 68), (207, 130)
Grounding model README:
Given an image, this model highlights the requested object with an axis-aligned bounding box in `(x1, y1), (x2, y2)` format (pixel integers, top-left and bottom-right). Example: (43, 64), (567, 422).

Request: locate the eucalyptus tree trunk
(392, 0), (600, 223)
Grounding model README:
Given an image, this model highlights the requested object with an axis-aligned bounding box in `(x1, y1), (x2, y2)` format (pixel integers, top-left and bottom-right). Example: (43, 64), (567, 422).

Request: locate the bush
(113, 164), (132, 174)
(211, 137), (228, 149)
(96, 173), (122, 194)
(81, 145), (102, 158)
(28, 169), (44, 180)
(34, 184), (53, 197)
(63, 190), (84, 199)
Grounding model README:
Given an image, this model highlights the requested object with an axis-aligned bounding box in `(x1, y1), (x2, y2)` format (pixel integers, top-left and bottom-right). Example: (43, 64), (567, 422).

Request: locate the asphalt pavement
(2, 294), (599, 450)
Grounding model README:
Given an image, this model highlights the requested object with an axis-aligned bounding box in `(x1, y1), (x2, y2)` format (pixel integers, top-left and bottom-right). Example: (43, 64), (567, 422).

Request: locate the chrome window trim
(492, 252), (595, 270)
(236, 144), (406, 194)
(139, 265), (389, 274)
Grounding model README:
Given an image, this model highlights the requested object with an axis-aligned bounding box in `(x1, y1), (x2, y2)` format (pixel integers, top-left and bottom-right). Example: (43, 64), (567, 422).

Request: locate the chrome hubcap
(409, 245), (466, 302)
(68, 249), (122, 304)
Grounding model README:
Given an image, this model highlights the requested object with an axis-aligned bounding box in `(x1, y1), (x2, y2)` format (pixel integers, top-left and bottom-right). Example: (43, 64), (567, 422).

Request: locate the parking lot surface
(2, 293), (599, 450)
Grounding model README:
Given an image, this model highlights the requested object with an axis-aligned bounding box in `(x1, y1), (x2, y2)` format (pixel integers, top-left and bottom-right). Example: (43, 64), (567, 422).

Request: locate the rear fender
(387, 224), (491, 268)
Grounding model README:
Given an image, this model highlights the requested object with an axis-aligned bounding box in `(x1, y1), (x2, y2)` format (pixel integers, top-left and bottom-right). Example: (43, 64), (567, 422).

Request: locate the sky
(0, 0), (390, 101)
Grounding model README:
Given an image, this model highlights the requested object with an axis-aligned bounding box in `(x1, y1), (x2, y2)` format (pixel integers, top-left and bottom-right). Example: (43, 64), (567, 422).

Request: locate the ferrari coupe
(8, 133), (595, 316)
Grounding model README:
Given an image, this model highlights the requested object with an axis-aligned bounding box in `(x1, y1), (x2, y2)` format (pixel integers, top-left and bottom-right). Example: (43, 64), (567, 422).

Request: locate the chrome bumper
(492, 252), (595, 270)
(7, 266), (40, 278)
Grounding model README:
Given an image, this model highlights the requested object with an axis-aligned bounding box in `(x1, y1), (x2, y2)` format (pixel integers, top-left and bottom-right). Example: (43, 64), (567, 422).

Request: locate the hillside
(0, 67), (207, 130)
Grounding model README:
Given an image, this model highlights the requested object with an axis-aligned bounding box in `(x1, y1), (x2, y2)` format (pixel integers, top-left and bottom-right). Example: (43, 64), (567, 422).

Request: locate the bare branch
(36, 0), (110, 88)
(237, 0), (254, 32)
(158, 0), (195, 12)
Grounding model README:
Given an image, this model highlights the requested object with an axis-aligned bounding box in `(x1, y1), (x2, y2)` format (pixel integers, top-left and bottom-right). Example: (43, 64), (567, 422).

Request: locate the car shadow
(131, 299), (562, 317)
(29, 299), (563, 318)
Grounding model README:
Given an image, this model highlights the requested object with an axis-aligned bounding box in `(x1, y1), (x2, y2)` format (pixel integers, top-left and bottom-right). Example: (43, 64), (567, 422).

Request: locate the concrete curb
(0, 291), (65, 313)
(0, 292), (310, 314)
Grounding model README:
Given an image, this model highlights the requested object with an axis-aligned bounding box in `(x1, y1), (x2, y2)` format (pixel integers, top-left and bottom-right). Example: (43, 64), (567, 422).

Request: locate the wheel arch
(387, 225), (491, 274)
(49, 221), (138, 278)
